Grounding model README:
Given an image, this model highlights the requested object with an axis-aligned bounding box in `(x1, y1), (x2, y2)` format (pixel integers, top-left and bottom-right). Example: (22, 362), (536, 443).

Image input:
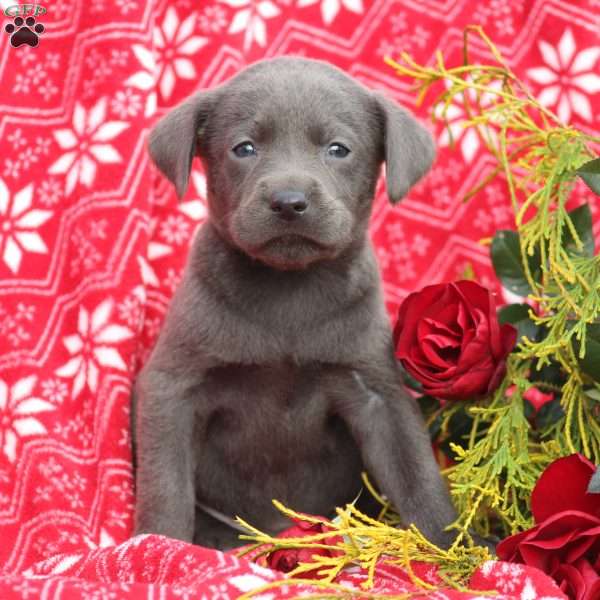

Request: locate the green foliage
(386, 25), (600, 540)
(498, 303), (539, 343)
(491, 230), (537, 296)
(577, 157), (600, 195)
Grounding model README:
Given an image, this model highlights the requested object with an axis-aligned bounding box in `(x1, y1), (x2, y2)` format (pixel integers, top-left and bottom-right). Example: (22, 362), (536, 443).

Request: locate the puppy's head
(149, 57), (434, 270)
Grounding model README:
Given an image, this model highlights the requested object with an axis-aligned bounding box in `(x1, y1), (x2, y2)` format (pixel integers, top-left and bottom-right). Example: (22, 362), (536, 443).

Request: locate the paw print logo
(5, 16), (45, 48)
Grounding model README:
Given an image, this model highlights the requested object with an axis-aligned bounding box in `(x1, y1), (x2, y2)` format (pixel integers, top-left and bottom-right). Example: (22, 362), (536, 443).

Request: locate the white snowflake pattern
(198, 4), (228, 34)
(435, 79), (501, 163)
(41, 378), (69, 405)
(0, 179), (53, 274)
(159, 214), (190, 245)
(125, 45), (157, 118)
(55, 300), (134, 399)
(69, 221), (107, 277)
(0, 376), (56, 463)
(115, 0), (138, 14)
(48, 98), (129, 195)
(37, 178), (63, 207)
(0, 302), (34, 348)
(6, 129), (27, 150)
(297, 0), (362, 25)
(528, 28), (600, 123)
(377, 222), (431, 282)
(179, 170), (208, 221)
(110, 88), (142, 118)
(154, 8), (208, 100)
(220, 0), (280, 51)
(117, 286), (146, 330)
(376, 24), (430, 57)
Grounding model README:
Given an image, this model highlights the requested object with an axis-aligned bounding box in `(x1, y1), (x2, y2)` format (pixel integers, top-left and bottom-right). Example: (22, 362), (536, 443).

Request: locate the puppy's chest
(196, 361), (345, 464)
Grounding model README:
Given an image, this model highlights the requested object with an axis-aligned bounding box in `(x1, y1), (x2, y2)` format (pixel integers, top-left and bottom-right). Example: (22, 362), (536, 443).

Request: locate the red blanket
(0, 1), (598, 598)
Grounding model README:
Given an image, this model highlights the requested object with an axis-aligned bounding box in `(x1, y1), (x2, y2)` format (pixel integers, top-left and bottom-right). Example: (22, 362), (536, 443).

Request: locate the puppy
(133, 57), (458, 550)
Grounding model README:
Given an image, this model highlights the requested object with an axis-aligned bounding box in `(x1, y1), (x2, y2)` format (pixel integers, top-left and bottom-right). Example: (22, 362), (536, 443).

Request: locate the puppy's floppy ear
(148, 91), (214, 199)
(373, 92), (435, 204)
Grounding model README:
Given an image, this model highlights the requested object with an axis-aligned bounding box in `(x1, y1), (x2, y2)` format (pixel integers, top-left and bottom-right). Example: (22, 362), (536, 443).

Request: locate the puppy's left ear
(148, 90), (216, 199)
(373, 92), (435, 204)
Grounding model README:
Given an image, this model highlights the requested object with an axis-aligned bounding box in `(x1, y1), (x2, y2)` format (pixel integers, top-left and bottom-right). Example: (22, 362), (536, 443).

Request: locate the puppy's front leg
(335, 362), (458, 549)
(133, 370), (198, 541)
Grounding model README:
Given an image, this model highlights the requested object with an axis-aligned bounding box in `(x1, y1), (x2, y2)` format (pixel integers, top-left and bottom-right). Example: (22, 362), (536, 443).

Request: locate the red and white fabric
(0, 0), (598, 597)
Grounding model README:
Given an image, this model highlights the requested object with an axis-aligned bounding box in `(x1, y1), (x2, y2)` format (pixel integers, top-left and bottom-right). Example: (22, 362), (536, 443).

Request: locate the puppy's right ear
(148, 91), (214, 199)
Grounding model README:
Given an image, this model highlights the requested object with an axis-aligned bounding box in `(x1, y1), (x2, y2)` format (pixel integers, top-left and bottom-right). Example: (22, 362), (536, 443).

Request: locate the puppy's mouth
(249, 234), (337, 270)
(261, 234), (327, 251)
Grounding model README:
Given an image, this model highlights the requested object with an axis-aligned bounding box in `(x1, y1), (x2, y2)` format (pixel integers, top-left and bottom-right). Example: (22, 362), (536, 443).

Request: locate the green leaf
(574, 323), (600, 382)
(491, 231), (539, 296)
(564, 204), (594, 256)
(535, 397), (564, 430)
(585, 388), (600, 403)
(399, 365), (423, 392)
(577, 157), (600, 195)
(532, 359), (564, 387)
(498, 303), (539, 343)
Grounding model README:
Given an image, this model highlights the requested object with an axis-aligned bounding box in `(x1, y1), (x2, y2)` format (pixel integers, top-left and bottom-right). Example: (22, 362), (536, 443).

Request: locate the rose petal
(426, 359), (496, 399)
(394, 284), (446, 357)
(499, 322), (518, 358)
(532, 454), (599, 523)
(554, 562), (586, 600)
(496, 527), (533, 561)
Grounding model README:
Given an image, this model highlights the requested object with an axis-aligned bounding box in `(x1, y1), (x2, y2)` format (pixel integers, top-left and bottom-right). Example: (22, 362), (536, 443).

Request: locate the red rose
(266, 515), (342, 578)
(497, 454), (600, 600)
(393, 281), (517, 401)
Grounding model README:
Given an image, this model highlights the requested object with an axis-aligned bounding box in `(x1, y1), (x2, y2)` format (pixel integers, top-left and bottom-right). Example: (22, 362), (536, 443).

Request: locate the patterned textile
(0, 0), (598, 597)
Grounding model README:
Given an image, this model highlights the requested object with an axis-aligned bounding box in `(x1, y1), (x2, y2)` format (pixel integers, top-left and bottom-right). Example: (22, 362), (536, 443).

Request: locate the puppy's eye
(327, 143), (351, 158)
(232, 141), (257, 158)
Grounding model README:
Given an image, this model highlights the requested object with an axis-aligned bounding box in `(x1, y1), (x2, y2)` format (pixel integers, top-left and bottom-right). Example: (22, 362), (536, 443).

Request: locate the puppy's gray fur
(133, 57), (458, 549)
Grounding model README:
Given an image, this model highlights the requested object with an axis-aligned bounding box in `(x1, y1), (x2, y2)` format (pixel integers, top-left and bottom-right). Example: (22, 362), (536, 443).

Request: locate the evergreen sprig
(386, 25), (600, 538)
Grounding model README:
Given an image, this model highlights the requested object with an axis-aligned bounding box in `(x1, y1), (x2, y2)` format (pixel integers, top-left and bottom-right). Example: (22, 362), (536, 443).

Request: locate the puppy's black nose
(270, 190), (308, 221)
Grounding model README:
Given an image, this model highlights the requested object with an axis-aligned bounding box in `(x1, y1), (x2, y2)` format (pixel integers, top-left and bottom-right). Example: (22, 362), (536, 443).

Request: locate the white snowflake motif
(220, 0), (280, 51)
(528, 28), (600, 123)
(297, 0), (362, 25)
(41, 378), (69, 405)
(115, 0), (138, 15)
(154, 8), (208, 100)
(159, 214), (190, 245)
(6, 129), (27, 150)
(494, 562), (524, 593)
(37, 178), (63, 207)
(198, 4), (228, 34)
(0, 376), (56, 463)
(435, 79), (500, 163)
(0, 179), (53, 274)
(48, 98), (129, 196)
(110, 88), (142, 118)
(179, 170), (208, 222)
(125, 45), (157, 118)
(117, 286), (146, 330)
(55, 300), (134, 399)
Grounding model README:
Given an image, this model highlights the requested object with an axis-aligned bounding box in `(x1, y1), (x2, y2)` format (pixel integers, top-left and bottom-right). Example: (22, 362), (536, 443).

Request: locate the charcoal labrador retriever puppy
(133, 56), (458, 550)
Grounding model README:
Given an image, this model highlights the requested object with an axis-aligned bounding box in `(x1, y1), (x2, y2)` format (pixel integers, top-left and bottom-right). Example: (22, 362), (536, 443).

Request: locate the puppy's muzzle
(270, 190), (308, 222)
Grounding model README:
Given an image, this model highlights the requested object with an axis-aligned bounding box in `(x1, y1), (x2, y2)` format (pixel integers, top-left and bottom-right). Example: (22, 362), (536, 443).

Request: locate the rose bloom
(393, 280), (517, 401)
(497, 454), (600, 600)
(266, 515), (342, 578)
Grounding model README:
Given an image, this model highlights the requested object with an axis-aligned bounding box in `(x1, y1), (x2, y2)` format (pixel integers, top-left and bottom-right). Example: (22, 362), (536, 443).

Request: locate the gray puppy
(133, 57), (458, 550)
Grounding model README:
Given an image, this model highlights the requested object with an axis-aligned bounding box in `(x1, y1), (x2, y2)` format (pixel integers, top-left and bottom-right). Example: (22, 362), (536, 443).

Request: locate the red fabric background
(0, 0), (598, 597)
